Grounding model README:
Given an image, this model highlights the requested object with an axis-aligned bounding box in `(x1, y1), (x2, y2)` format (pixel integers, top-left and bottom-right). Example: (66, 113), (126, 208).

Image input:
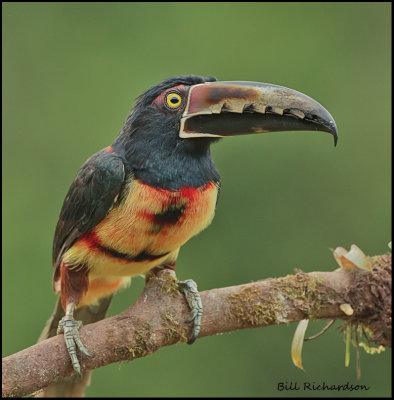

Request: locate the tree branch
(2, 253), (391, 398)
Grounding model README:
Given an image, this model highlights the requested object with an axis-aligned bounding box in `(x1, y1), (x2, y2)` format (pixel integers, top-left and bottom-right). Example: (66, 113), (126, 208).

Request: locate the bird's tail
(35, 295), (113, 398)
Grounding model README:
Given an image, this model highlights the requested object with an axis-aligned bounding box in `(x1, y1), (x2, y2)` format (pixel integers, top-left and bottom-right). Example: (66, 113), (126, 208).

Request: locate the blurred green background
(3, 2), (391, 397)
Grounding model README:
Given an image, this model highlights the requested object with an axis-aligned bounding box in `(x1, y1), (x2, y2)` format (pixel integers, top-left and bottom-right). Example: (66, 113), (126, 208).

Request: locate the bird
(38, 75), (337, 397)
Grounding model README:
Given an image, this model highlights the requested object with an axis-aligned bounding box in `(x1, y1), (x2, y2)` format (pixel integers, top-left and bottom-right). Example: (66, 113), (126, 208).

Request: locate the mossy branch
(2, 253), (391, 397)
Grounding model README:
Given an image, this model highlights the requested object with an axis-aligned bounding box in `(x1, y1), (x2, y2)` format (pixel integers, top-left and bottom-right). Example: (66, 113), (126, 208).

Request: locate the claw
(185, 309), (198, 324)
(57, 302), (93, 375)
(178, 279), (203, 344)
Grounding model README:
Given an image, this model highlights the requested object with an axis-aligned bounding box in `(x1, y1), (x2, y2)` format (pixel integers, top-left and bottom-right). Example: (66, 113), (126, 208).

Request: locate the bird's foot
(57, 302), (94, 376)
(178, 279), (202, 344)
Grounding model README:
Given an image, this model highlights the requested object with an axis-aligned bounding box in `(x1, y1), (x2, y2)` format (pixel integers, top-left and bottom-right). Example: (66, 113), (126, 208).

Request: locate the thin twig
(304, 319), (335, 341)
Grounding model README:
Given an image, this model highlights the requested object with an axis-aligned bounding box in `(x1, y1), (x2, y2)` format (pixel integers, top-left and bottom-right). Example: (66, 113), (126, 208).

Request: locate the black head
(114, 75), (221, 189)
(117, 75), (218, 146)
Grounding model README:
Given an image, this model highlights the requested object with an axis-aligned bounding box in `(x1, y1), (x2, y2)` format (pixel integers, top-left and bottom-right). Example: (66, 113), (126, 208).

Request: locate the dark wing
(52, 149), (125, 281)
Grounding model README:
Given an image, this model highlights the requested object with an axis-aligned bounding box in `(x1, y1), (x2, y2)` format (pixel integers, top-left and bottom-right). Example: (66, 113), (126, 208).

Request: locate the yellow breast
(63, 178), (219, 279)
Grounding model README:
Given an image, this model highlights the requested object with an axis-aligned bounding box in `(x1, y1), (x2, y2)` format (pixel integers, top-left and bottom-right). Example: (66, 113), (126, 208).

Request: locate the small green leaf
(359, 342), (386, 355)
(345, 325), (351, 367)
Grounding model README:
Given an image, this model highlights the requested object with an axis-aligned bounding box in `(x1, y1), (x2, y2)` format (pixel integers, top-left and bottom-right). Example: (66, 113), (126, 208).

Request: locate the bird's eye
(165, 92), (183, 109)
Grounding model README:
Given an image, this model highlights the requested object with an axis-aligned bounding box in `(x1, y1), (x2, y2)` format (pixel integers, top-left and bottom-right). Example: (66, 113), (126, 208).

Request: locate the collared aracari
(38, 75), (337, 396)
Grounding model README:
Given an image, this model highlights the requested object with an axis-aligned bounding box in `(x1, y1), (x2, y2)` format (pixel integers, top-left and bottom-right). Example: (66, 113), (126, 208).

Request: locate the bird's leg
(146, 265), (203, 344)
(57, 301), (94, 376)
(177, 279), (203, 344)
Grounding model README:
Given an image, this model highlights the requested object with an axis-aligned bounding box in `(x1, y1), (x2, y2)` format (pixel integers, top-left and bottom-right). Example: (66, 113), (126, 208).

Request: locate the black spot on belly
(152, 203), (186, 232)
(132, 250), (169, 262)
(101, 245), (169, 262)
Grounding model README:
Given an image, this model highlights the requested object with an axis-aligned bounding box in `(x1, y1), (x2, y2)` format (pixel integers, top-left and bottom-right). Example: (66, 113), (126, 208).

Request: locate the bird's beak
(180, 81), (338, 145)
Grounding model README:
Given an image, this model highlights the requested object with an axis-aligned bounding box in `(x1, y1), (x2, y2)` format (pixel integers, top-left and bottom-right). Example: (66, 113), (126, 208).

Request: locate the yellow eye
(165, 92), (183, 109)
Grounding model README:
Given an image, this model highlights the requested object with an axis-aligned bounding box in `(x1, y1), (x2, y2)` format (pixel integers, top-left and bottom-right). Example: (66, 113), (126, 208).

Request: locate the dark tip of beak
(333, 128), (338, 147)
(323, 119), (338, 146)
